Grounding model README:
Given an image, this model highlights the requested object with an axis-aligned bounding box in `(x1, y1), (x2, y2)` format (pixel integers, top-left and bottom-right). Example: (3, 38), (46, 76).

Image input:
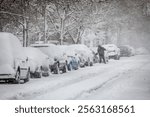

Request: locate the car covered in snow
(30, 44), (68, 74)
(0, 32), (30, 83)
(67, 56), (79, 71)
(24, 47), (50, 78)
(119, 45), (135, 57)
(57, 45), (80, 70)
(67, 44), (94, 67)
(102, 44), (120, 60)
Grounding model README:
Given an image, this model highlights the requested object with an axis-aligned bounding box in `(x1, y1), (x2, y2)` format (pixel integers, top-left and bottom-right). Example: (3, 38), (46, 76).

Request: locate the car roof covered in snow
(30, 43), (56, 48)
(23, 47), (50, 71)
(0, 32), (26, 66)
(67, 44), (93, 60)
(24, 47), (49, 63)
(31, 44), (66, 60)
(102, 44), (117, 48)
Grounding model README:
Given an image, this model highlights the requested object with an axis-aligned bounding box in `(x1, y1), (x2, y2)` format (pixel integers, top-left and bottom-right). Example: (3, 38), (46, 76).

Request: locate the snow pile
(24, 47), (49, 72)
(0, 32), (26, 74)
(135, 47), (149, 55)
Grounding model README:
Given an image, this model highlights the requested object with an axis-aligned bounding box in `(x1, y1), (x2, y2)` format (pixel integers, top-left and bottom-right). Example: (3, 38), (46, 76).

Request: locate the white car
(102, 44), (120, 60)
(30, 44), (68, 74)
(24, 47), (50, 78)
(67, 44), (94, 67)
(0, 32), (30, 83)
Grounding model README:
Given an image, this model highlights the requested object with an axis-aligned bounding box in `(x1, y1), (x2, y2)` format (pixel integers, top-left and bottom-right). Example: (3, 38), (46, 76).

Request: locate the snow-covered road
(0, 55), (150, 100)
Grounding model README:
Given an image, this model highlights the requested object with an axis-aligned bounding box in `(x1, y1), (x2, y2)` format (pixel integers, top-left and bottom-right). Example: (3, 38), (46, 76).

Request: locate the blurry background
(0, 0), (150, 50)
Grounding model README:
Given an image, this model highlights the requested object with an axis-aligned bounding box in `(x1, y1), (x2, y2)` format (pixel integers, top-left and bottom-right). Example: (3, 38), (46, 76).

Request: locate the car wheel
(114, 55), (119, 60)
(15, 71), (20, 84)
(62, 65), (67, 73)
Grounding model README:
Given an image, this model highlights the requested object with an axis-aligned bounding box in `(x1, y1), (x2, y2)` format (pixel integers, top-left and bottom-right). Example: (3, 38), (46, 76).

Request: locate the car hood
(0, 64), (15, 75)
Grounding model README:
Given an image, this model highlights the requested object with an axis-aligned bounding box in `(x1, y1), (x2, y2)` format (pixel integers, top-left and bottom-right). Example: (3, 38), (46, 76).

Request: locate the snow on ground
(78, 58), (150, 100)
(0, 55), (150, 100)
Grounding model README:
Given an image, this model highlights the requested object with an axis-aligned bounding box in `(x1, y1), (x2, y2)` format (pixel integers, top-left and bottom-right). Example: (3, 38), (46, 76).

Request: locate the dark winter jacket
(97, 45), (106, 55)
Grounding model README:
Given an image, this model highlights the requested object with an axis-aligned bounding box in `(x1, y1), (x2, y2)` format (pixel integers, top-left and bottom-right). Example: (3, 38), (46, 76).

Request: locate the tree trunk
(60, 18), (64, 45)
(22, 0), (28, 47)
(0, 19), (3, 32)
(43, 1), (47, 43)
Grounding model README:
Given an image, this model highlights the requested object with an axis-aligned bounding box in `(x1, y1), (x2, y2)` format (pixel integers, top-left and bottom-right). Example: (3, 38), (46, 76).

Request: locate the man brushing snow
(97, 45), (106, 64)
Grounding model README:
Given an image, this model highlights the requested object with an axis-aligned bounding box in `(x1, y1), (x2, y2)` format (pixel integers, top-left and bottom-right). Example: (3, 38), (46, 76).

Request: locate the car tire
(62, 65), (67, 73)
(114, 55), (119, 60)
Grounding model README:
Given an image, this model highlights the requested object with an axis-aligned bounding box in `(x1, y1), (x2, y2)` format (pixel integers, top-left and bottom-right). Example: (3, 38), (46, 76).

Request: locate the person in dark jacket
(97, 45), (106, 64)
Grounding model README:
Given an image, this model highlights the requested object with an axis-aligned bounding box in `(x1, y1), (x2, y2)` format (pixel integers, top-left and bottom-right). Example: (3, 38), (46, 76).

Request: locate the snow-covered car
(67, 44), (94, 67)
(102, 44), (120, 60)
(119, 45), (135, 57)
(67, 56), (79, 71)
(24, 47), (50, 78)
(30, 44), (68, 74)
(0, 32), (30, 83)
(58, 45), (81, 69)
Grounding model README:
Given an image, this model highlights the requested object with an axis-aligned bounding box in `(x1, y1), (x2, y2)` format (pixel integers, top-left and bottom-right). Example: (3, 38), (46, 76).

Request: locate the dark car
(119, 45), (135, 57)
(50, 58), (67, 74)
(50, 59), (59, 74)
(41, 66), (50, 77)
(30, 66), (42, 78)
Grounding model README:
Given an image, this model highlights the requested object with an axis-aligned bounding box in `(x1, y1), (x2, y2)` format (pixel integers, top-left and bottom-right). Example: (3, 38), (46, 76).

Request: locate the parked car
(59, 45), (82, 69)
(41, 66), (50, 77)
(119, 45), (135, 57)
(67, 44), (94, 67)
(67, 56), (79, 71)
(30, 44), (68, 74)
(102, 44), (120, 60)
(0, 32), (30, 83)
(24, 47), (50, 78)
